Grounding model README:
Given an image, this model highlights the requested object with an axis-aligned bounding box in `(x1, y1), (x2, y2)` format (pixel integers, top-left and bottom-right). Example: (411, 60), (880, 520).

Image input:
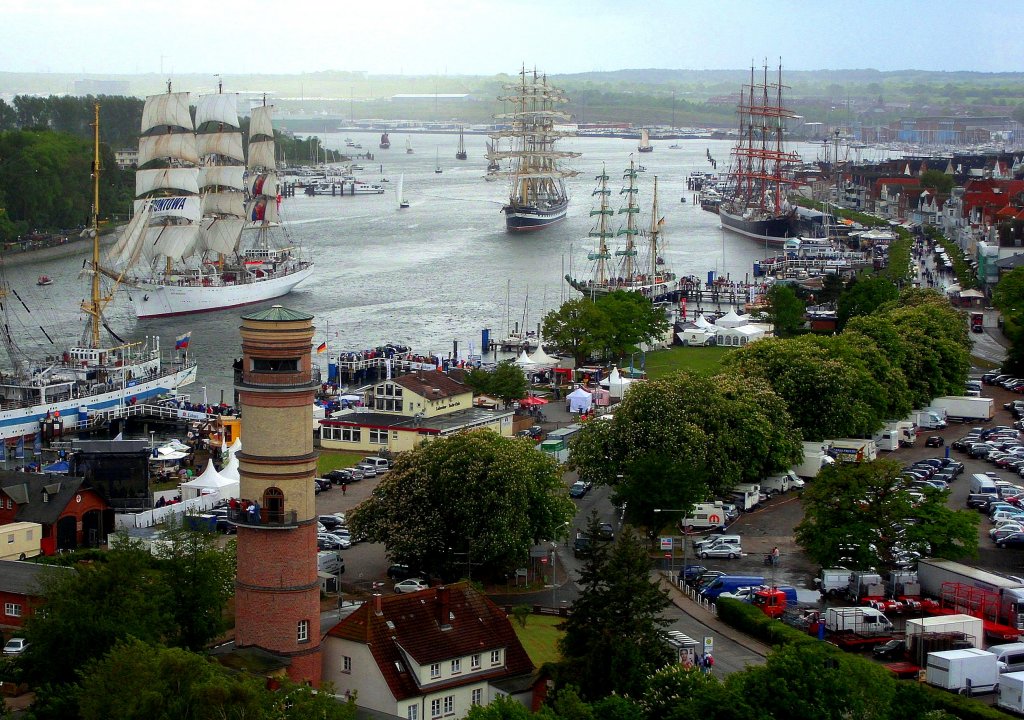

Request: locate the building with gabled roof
(0, 559), (75, 628)
(0, 472), (110, 555)
(322, 584), (536, 719)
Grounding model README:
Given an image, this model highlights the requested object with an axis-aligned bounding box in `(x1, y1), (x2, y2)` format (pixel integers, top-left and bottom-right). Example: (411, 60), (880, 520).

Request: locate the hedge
(714, 598), (1017, 719)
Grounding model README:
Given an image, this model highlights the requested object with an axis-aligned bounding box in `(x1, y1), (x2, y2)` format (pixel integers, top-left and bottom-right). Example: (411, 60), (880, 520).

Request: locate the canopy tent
(180, 459), (239, 500)
(600, 367), (635, 399)
(219, 453), (240, 483)
(528, 344), (558, 365)
(716, 309), (747, 328)
(228, 437), (242, 455)
(519, 395), (549, 407)
(567, 387), (593, 414)
(515, 350), (537, 366)
(959, 289), (985, 299)
(42, 461), (69, 474)
(151, 448), (189, 462)
(693, 314), (717, 330)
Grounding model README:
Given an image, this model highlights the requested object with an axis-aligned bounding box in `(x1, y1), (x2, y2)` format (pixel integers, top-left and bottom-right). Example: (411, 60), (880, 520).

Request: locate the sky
(2, 0), (1021, 76)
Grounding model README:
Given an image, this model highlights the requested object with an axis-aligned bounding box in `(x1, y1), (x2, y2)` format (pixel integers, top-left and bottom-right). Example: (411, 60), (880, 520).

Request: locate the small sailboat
(456, 126), (467, 160)
(406, 136), (414, 154)
(36, 275), (53, 286)
(379, 132), (390, 149)
(638, 128), (653, 153)
(434, 147), (442, 174)
(397, 174), (409, 209)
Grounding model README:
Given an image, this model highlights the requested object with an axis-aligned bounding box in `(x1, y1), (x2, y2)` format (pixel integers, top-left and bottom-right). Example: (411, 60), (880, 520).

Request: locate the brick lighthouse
(232, 306), (321, 685)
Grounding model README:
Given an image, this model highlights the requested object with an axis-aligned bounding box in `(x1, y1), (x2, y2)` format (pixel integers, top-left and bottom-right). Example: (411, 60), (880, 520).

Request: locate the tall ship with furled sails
(489, 67), (579, 232)
(0, 103), (196, 442)
(718, 63), (802, 247)
(112, 85), (313, 318)
(565, 158), (677, 302)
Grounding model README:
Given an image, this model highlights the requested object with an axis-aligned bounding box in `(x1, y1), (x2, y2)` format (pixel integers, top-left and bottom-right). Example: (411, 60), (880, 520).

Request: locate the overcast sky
(3, 0), (1020, 76)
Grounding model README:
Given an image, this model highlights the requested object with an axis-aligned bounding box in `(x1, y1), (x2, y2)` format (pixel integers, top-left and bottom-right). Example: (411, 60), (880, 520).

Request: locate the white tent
(228, 437), (242, 455)
(180, 459), (239, 500)
(693, 314), (717, 330)
(219, 453), (240, 483)
(567, 387), (593, 413)
(601, 367), (636, 399)
(515, 350), (537, 366)
(528, 344), (557, 366)
(716, 309), (748, 328)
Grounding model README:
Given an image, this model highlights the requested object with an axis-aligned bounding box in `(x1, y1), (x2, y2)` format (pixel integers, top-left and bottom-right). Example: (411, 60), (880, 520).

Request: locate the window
(471, 654), (481, 670)
(430, 662), (441, 679)
(252, 357), (300, 373)
(4, 603), (21, 617)
(297, 619), (309, 643)
(451, 659), (461, 674)
(6, 533), (11, 544)
(324, 426), (362, 443)
(343, 655), (352, 673)
(443, 696), (454, 715)
(490, 650), (501, 666)
(471, 689), (483, 706)
(369, 429), (388, 445)
(431, 699), (442, 719)
(408, 707), (418, 720)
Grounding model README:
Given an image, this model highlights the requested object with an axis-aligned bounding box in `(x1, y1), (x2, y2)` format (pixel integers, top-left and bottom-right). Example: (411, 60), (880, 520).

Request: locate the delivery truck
(825, 606), (894, 635)
(730, 483), (760, 512)
(917, 558), (1024, 641)
(792, 441), (835, 478)
(928, 396), (995, 423)
(926, 649), (999, 695)
(911, 409), (947, 430)
(827, 438), (878, 463)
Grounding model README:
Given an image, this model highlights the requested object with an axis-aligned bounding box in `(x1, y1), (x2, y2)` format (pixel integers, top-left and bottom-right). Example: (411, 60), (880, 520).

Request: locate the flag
(14, 436), (24, 460)
(316, 341), (327, 354)
(175, 332), (191, 350)
(33, 432), (41, 455)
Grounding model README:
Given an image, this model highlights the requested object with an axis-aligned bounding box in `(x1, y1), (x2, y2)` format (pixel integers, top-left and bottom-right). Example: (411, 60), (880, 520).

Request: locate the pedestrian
(770, 546), (780, 566)
(342, 483), (347, 496)
(704, 653), (714, 674)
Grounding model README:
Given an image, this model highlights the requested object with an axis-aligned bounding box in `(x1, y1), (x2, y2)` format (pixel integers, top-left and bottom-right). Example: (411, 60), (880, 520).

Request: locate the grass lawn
(642, 346), (733, 379)
(511, 614), (564, 667)
(318, 451), (366, 475)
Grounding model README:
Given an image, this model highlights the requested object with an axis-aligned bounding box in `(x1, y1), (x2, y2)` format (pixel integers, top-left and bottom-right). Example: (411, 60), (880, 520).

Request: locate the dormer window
(430, 662), (440, 679)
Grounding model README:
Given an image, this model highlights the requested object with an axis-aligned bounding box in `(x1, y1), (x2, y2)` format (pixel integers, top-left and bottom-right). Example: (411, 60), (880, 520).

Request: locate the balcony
(228, 507), (300, 529)
(235, 366), (321, 390)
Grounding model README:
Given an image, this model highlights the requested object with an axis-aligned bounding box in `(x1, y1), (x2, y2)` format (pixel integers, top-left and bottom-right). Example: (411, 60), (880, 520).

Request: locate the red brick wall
(235, 522), (321, 685)
(0, 491), (16, 525)
(0, 590), (37, 628)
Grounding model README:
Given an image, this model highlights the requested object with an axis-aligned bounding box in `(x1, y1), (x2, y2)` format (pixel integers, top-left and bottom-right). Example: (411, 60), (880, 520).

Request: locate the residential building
(323, 584), (536, 719)
(0, 559), (75, 629)
(0, 472), (110, 554)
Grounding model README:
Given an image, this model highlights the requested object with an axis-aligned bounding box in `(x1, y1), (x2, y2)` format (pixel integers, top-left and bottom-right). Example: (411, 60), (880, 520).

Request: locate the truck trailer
(928, 396), (995, 423)
(917, 558), (1024, 641)
(827, 438), (878, 463)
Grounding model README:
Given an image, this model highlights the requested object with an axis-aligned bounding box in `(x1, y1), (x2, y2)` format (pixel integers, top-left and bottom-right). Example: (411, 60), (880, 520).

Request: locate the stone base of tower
(235, 523), (322, 686)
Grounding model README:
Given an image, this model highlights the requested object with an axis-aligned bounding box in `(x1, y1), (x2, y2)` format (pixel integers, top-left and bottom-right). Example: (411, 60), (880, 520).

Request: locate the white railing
(114, 493), (219, 530)
(65, 403), (220, 432)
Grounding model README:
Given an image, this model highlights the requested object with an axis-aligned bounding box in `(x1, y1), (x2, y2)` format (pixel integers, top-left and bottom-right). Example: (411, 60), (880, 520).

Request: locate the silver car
(699, 543), (743, 560)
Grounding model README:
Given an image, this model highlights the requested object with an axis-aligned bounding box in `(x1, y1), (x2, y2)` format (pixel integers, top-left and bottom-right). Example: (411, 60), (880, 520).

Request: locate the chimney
(436, 586), (451, 629)
(373, 593), (383, 616)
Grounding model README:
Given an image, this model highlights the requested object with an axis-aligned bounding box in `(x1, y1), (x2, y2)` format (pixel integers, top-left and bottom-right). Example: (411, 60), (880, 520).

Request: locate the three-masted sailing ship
(455, 126), (467, 160)
(0, 103), (196, 441)
(113, 85), (313, 318)
(718, 63), (802, 246)
(489, 67), (580, 232)
(565, 158), (676, 301)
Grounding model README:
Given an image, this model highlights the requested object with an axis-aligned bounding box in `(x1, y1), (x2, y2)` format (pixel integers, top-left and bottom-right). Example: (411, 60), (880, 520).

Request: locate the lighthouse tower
(232, 306), (321, 685)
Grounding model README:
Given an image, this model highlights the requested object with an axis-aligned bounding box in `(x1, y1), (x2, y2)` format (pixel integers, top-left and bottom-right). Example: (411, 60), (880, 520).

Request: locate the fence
(673, 573), (719, 616)
(113, 493), (219, 530)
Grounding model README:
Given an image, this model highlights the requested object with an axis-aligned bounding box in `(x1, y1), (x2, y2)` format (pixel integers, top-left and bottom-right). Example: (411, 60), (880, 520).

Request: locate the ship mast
(81, 102), (113, 349)
(648, 176), (662, 279)
(588, 166), (612, 285)
(616, 156), (639, 280)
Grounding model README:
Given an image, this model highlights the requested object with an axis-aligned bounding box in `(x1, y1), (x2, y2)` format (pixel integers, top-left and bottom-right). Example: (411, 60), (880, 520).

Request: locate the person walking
(770, 546), (780, 566)
(342, 483), (347, 496)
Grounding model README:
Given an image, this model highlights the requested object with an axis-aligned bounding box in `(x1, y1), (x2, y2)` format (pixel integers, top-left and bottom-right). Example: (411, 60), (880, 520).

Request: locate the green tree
(795, 460), (978, 570)
(593, 290), (671, 362)
(558, 518), (673, 701)
(920, 169), (954, 195)
(836, 276), (899, 330)
(643, 663), (754, 720)
(542, 297), (610, 366)
(993, 267), (1024, 375)
(463, 360), (527, 407)
(764, 284), (805, 337)
(349, 430), (575, 580)
(736, 642), (896, 720)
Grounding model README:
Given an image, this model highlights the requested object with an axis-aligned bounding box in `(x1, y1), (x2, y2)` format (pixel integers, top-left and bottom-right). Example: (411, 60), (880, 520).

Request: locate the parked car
(394, 579), (430, 594)
(314, 478), (333, 491)
(997, 532), (1024, 549)
(699, 544), (743, 560)
(596, 522), (615, 541)
(925, 436), (944, 448)
(678, 564), (708, 584)
(387, 563), (424, 581)
(325, 468), (363, 484)
(573, 535), (593, 558)
(2, 638), (27, 656)
(318, 532), (351, 551)
(318, 514), (343, 531)
(872, 638), (906, 660)
(569, 481), (591, 499)
(355, 464), (378, 478)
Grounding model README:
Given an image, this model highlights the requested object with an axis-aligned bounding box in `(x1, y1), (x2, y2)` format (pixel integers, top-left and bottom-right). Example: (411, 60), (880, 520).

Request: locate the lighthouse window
(297, 619), (309, 643)
(252, 357), (300, 373)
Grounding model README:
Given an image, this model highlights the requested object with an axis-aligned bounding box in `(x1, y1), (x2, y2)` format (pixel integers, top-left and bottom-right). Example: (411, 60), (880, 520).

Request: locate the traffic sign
(703, 636), (714, 654)
(660, 537), (673, 550)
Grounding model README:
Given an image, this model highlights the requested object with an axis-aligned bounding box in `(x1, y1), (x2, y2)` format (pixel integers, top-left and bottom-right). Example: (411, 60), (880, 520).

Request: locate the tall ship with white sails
(718, 63), (802, 247)
(0, 103), (196, 442)
(113, 86), (313, 318)
(565, 158), (677, 301)
(489, 68), (579, 232)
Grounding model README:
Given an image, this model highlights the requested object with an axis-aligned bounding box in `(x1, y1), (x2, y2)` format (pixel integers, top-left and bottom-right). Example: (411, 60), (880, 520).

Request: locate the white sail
(140, 196), (201, 223)
(250, 106), (274, 138)
(195, 93), (239, 128)
(247, 140), (275, 170)
(199, 165), (245, 191)
(138, 134), (200, 166)
(141, 92), (194, 134)
(196, 131), (244, 163)
(107, 203), (152, 264)
(201, 191), (244, 218)
(396, 174), (405, 207)
(247, 172), (278, 197)
(141, 224), (200, 265)
(199, 216), (244, 255)
(136, 168), (200, 197)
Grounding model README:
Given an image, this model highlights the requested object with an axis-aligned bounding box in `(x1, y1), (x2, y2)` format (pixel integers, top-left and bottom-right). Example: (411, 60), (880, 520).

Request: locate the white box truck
(998, 671), (1024, 713)
(828, 439), (878, 463)
(926, 649), (999, 695)
(929, 396), (995, 423)
(824, 607), (893, 635)
(792, 444), (834, 478)
(679, 502), (728, 531)
(762, 474), (790, 495)
(731, 483), (760, 512)
(912, 409), (947, 430)
(872, 428), (900, 452)
(906, 615), (984, 650)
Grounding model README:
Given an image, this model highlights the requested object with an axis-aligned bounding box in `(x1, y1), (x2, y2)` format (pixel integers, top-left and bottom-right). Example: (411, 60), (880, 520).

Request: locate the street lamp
(552, 521), (570, 608)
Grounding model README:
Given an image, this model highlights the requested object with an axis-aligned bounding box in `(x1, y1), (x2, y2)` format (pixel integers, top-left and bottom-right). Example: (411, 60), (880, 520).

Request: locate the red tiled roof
(393, 373), (469, 400)
(326, 583), (533, 701)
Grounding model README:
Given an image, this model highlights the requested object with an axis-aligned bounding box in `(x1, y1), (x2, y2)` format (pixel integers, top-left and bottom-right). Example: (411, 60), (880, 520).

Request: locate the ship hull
(719, 209), (796, 247)
(0, 364), (197, 441)
(503, 200), (569, 232)
(130, 264), (314, 319)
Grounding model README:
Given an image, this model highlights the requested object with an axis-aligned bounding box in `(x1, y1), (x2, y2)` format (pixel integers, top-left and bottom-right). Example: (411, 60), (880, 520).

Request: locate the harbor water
(10, 136), (859, 402)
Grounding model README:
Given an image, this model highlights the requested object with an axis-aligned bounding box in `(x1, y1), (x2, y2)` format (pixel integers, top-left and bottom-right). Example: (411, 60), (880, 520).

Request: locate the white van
(317, 551), (344, 576)
(988, 643), (1024, 673)
(679, 502), (728, 531)
(362, 456), (390, 473)
(970, 473), (999, 495)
